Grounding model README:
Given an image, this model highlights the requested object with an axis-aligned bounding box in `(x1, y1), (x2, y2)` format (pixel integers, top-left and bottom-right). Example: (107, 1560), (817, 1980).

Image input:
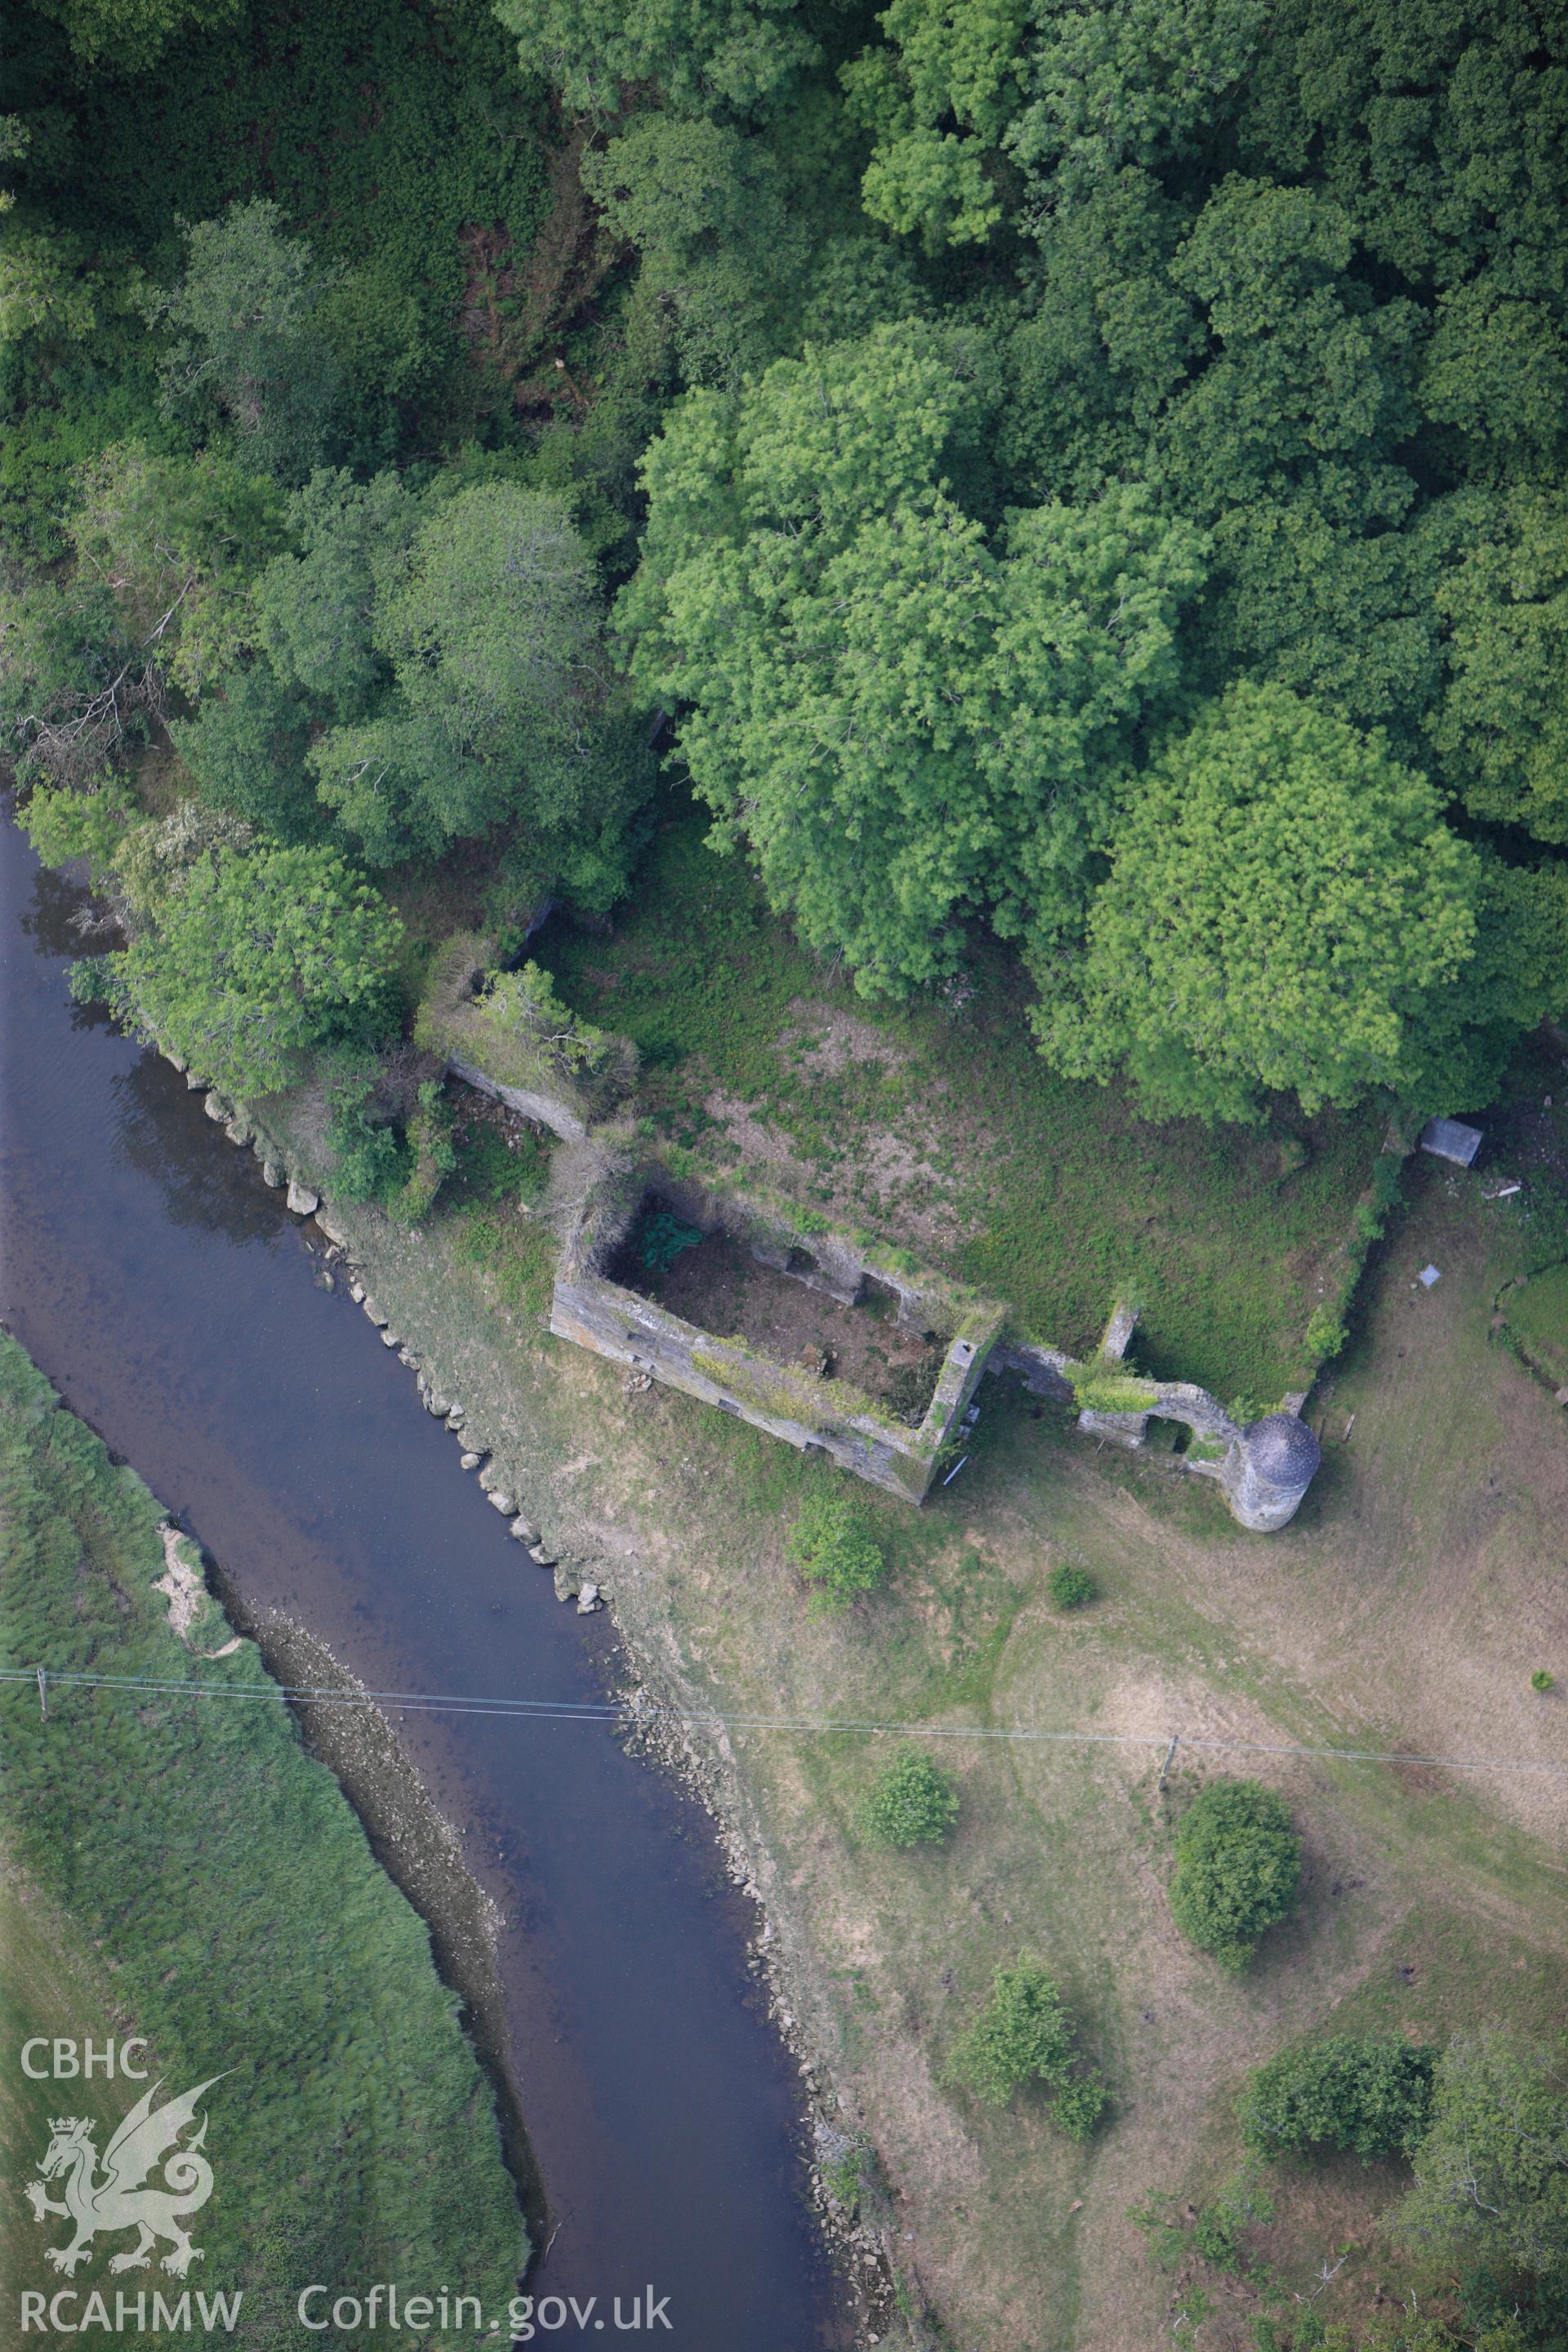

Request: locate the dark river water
(0, 812), (844, 2350)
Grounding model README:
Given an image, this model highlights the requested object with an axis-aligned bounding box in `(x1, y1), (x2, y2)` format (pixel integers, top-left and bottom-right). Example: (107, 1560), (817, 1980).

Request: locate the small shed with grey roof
(1419, 1116), (1482, 1168)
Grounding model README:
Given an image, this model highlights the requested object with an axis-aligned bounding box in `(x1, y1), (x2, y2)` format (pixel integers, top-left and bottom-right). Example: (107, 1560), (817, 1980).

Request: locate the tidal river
(0, 810), (845, 2350)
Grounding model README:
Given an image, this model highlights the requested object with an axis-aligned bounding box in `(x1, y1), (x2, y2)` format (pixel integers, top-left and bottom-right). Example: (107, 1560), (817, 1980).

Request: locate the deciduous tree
(149, 201), (345, 486)
(1038, 684), (1481, 1122)
(1399, 2031), (1568, 2288)
(94, 838), (402, 1097)
(622, 325), (1206, 993)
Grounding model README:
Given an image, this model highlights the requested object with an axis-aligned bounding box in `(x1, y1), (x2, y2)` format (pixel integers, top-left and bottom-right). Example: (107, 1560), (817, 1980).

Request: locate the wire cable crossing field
(5, 1666), (1566, 1782)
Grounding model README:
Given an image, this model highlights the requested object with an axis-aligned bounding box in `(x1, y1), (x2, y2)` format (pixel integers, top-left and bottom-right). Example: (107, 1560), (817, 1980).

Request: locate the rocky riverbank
(181, 1067), (905, 2347)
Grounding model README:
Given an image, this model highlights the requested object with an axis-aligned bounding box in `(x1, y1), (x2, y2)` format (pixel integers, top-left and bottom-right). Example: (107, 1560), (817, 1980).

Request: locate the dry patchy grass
(294, 1115), (1568, 2352)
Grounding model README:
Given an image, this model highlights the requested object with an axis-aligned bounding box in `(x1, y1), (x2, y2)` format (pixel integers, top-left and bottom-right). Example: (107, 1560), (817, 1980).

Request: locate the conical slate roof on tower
(1244, 1412), (1321, 1486)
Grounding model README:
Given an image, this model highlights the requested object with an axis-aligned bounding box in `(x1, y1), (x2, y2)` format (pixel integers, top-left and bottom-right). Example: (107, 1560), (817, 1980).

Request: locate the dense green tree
(1428, 489), (1568, 844)
(93, 836), (402, 1095)
(0, 566), (137, 787)
(67, 437), (285, 693)
(148, 201), (346, 485)
(492, 0), (816, 115)
(1039, 684), (1481, 1122)
(1420, 280), (1568, 479)
(580, 117), (812, 388)
(1404, 853), (1568, 1110)
(623, 324), (1206, 991)
(1157, 178), (1425, 517)
(27, 0), (239, 68)
(315, 480), (614, 866)
(1232, 0), (1568, 310)
(1398, 2033), (1568, 2287)
(1196, 479), (1446, 752)
(844, 0), (1268, 247)
(1240, 2035), (1439, 2163)
(2, 439), (282, 782)
(996, 171), (1199, 501)
(1165, 1777), (1301, 1971)
(170, 664), (319, 841)
(842, 0), (1026, 247)
(221, 472), (648, 889)
(253, 468), (415, 719)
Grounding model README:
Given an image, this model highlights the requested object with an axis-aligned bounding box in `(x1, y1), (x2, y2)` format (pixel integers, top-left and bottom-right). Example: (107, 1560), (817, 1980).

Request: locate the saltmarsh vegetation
(0, 1335), (527, 2344)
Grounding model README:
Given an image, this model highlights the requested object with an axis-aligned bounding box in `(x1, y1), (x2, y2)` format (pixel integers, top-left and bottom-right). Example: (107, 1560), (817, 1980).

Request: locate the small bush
(861, 1748), (960, 1848)
(325, 1075), (412, 1205)
(948, 1961), (1107, 2134)
(818, 2136), (873, 2213)
(1071, 1367), (1158, 1414)
(1531, 1669), (1556, 1693)
(1168, 1779), (1302, 1971)
(1240, 2034), (1438, 2163)
(1048, 1561), (1097, 1610)
(1133, 2164), (1274, 2278)
(386, 1080), (457, 1225)
(1303, 1304), (1349, 1363)
(639, 1207), (702, 1272)
(786, 1487), (888, 1611)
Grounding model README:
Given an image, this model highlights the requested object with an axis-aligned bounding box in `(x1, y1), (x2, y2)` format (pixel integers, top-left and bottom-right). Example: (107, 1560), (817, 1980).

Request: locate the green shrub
(948, 1961), (1107, 2134)
(324, 1067), (411, 1205)
(1240, 2034), (1439, 2162)
(786, 1487), (888, 1611)
(1303, 1304), (1349, 1363)
(1168, 1780), (1302, 1971)
(861, 1747), (960, 1847)
(1048, 1561), (1097, 1610)
(639, 1207), (702, 1272)
(332, 1111), (409, 1204)
(818, 2137), (874, 2213)
(387, 1080), (457, 1225)
(1070, 1366), (1158, 1415)
(1531, 1669), (1556, 1693)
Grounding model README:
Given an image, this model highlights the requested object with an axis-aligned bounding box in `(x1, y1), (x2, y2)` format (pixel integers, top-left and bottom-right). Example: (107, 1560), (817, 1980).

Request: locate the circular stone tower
(1222, 1411), (1321, 1531)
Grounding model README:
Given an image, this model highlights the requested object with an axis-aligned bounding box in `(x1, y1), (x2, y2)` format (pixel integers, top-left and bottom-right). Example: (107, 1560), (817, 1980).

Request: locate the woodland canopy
(3, 0), (1566, 1120)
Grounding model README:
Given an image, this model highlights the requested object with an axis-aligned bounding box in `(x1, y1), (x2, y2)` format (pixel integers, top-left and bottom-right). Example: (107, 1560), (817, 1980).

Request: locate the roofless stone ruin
(418, 940), (1323, 1528)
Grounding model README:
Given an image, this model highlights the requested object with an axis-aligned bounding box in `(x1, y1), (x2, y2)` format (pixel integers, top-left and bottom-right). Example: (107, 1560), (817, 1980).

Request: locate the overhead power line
(3, 1664), (1567, 1782)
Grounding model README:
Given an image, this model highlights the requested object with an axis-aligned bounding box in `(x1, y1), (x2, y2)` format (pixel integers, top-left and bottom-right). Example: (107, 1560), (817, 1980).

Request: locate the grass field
(300, 1090), (1568, 2352)
(531, 814), (1388, 1401)
(1503, 1259), (1568, 1391)
(0, 1860), (131, 2317)
(0, 1336), (528, 2345)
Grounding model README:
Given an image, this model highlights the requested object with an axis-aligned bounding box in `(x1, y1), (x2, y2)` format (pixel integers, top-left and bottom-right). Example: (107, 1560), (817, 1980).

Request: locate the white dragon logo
(24, 2076), (224, 2278)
